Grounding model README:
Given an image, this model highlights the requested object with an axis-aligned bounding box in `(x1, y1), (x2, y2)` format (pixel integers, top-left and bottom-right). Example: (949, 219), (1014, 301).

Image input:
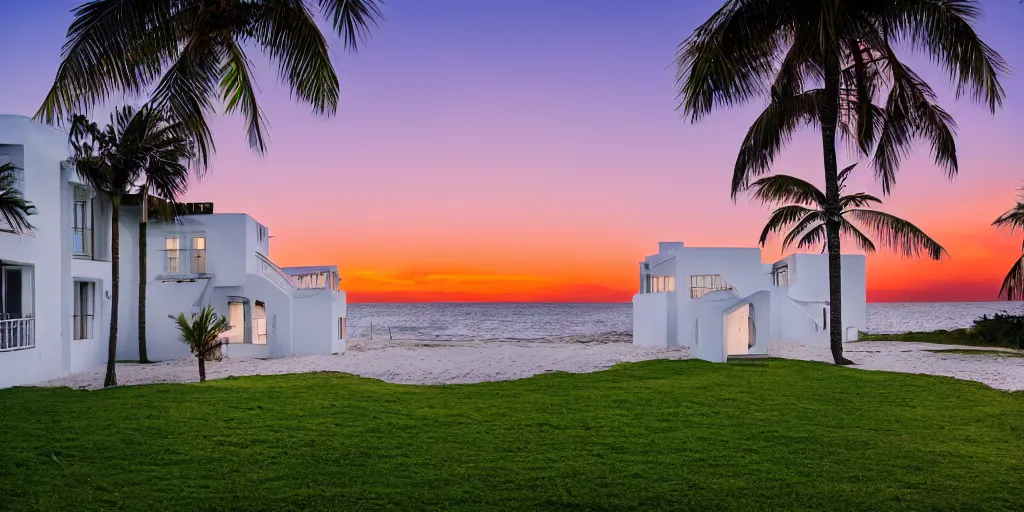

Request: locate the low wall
(633, 293), (670, 347)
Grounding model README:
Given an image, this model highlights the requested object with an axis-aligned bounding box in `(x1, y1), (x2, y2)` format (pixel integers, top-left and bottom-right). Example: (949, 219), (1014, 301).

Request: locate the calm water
(347, 301), (1024, 341)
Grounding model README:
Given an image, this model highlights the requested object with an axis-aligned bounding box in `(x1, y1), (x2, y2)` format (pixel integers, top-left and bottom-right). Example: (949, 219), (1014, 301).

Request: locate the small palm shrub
(972, 314), (1024, 350)
(170, 306), (231, 382)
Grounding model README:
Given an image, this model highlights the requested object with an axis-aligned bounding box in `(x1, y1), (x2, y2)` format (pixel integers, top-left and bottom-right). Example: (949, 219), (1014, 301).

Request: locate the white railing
(689, 274), (735, 299)
(291, 270), (342, 292)
(256, 253), (297, 291)
(0, 318), (35, 352)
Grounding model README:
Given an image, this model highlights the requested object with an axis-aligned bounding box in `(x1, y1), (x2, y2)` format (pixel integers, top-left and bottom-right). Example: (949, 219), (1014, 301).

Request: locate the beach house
(632, 242), (866, 362)
(0, 115), (347, 388)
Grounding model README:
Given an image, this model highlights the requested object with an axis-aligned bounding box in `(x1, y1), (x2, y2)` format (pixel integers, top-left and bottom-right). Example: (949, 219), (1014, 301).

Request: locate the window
(772, 263), (790, 287)
(73, 281), (95, 340)
(645, 275), (675, 293)
(6, 168), (24, 192)
(72, 185), (93, 257)
(690, 274), (733, 299)
(165, 236), (206, 274)
(0, 155), (22, 193)
(339, 317), (347, 339)
(165, 237), (181, 273)
(191, 237), (206, 273)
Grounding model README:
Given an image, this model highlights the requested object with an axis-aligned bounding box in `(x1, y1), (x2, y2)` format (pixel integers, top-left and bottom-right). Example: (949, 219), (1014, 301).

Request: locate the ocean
(346, 301), (1024, 341)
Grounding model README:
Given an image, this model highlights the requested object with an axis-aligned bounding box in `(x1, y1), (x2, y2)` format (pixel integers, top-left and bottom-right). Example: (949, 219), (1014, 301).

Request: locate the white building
(0, 115), (347, 388)
(632, 241), (866, 362)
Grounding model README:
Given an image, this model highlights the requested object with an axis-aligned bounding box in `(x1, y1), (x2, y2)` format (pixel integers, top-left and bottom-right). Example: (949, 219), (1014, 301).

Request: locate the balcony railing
(0, 318), (35, 352)
(257, 254), (298, 291)
(162, 249), (207, 274)
(73, 314), (94, 340)
(291, 270), (341, 291)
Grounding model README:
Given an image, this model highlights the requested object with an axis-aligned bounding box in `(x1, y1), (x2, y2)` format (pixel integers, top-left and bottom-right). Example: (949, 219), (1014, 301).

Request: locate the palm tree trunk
(104, 199), (120, 387)
(138, 217), (148, 363)
(821, 57), (853, 366)
(198, 356), (206, 382)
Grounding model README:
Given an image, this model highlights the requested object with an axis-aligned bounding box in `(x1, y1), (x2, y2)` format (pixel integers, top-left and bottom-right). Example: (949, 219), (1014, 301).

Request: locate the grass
(1, 360), (1022, 511)
(931, 349), (1024, 358)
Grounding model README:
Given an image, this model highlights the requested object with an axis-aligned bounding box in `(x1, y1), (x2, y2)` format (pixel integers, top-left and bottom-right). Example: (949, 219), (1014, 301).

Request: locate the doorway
(725, 303), (752, 356)
(224, 297), (252, 344)
(2, 267), (23, 319)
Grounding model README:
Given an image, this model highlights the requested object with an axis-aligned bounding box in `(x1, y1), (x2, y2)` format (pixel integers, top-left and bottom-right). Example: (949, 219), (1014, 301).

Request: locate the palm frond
(676, 0), (795, 121)
(150, 36), (224, 166)
(220, 40), (267, 153)
(888, 0), (1008, 112)
(997, 255), (1024, 301)
(840, 192), (882, 209)
(847, 208), (947, 260)
(254, 0), (339, 115)
(992, 202), (1024, 233)
(732, 90), (822, 196)
(781, 211), (827, 253)
(843, 39), (881, 155)
(136, 108), (195, 201)
(873, 54), (958, 195)
(836, 163), (857, 189)
(0, 164), (36, 234)
(750, 174), (826, 208)
(758, 205), (817, 246)
(34, 0), (182, 125)
(839, 218), (877, 253)
(170, 305), (231, 356)
(318, 0), (384, 51)
(793, 223), (828, 253)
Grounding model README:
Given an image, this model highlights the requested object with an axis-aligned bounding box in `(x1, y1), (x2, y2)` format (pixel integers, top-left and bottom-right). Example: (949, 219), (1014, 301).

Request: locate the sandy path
(772, 341), (1024, 392)
(38, 340), (690, 390)
(36, 339), (1024, 392)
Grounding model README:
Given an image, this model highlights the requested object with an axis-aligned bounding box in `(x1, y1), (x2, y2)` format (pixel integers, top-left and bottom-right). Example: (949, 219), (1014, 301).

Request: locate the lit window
(191, 237), (206, 273)
(645, 275), (675, 293)
(73, 281), (95, 340)
(165, 237), (181, 273)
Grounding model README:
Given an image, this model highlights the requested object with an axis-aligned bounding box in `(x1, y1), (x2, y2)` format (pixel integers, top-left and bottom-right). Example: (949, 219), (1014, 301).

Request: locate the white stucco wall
(632, 292), (670, 347)
(292, 289), (334, 355)
(0, 116), (75, 388)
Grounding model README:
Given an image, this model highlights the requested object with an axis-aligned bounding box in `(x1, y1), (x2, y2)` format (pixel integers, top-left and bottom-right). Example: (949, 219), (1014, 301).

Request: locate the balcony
(283, 266), (342, 292)
(0, 317), (34, 352)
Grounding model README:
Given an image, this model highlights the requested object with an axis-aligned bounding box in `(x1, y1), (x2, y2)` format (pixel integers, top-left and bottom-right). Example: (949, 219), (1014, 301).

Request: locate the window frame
(72, 185), (95, 258)
(73, 281), (95, 340)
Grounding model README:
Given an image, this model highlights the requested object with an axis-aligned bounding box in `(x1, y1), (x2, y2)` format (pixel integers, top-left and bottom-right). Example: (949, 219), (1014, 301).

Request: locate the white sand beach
(37, 338), (1024, 392)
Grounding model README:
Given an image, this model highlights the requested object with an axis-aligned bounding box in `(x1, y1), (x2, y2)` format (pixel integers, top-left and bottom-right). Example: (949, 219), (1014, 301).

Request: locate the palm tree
(170, 306), (231, 383)
(134, 114), (195, 364)
(754, 164), (946, 267)
(35, 0), (383, 166)
(676, 1), (1006, 364)
(992, 198), (1024, 300)
(0, 163), (36, 234)
(69, 105), (192, 387)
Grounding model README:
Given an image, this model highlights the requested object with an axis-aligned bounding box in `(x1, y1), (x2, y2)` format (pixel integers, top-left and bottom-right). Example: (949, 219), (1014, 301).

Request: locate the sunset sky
(2, 1), (1023, 303)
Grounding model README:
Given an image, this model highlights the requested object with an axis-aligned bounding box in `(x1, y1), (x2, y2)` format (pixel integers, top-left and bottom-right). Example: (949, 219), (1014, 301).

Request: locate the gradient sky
(2, 1), (1023, 303)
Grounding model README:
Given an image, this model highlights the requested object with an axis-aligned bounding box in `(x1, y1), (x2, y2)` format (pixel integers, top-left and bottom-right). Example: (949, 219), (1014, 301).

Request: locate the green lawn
(1, 360), (1022, 511)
